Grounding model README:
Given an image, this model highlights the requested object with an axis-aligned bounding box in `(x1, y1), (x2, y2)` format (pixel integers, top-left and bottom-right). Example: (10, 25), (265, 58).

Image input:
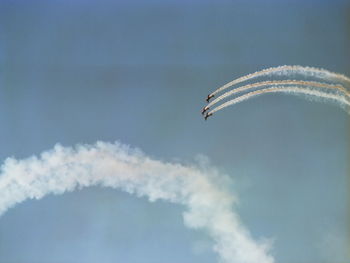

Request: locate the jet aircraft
(201, 106), (210, 115)
(204, 112), (213, 120)
(206, 94), (215, 103)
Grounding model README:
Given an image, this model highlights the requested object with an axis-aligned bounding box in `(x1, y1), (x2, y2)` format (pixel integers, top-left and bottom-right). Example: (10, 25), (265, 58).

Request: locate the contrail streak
(209, 65), (350, 97)
(0, 141), (274, 263)
(207, 80), (349, 109)
(209, 86), (350, 115)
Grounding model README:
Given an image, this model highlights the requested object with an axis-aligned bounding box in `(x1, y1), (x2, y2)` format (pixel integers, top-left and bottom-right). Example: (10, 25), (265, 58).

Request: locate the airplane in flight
(204, 112), (213, 120)
(206, 94), (215, 103)
(201, 106), (210, 115)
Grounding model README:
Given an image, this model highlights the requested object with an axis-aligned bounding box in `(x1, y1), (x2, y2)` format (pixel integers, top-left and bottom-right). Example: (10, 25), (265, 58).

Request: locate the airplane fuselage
(206, 94), (215, 103)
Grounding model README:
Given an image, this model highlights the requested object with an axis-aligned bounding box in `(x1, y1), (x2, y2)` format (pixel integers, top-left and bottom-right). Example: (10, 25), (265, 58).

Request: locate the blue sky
(0, 0), (349, 262)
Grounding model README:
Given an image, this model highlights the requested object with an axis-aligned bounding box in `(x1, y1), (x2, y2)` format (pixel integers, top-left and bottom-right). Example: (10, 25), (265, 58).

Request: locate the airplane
(204, 112), (213, 120)
(201, 106), (210, 115)
(206, 94), (215, 103)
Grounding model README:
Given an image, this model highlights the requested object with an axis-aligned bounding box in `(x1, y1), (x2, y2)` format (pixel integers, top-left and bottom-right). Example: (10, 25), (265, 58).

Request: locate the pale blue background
(0, 0), (349, 262)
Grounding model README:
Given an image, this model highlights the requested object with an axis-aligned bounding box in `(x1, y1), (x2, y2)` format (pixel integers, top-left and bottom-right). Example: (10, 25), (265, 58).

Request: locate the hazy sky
(0, 0), (349, 262)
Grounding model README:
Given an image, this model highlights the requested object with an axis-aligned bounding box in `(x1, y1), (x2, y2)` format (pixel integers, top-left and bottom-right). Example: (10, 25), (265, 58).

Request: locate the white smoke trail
(0, 141), (274, 263)
(209, 65), (350, 97)
(207, 80), (348, 109)
(209, 86), (350, 115)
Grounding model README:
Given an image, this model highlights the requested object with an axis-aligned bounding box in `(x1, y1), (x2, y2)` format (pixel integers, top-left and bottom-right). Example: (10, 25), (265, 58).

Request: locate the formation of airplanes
(202, 94), (214, 120)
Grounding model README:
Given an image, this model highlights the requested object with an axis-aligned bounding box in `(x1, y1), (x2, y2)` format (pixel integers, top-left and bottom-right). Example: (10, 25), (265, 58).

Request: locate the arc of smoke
(207, 80), (349, 109)
(0, 141), (275, 263)
(209, 86), (350, 115)
(209, 65), (350, 97)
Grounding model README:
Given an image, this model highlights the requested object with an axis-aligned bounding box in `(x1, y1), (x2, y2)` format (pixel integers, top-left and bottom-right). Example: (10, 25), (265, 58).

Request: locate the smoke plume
(210, 65), (350, 97)
(0, 141), (274, 263)
(210, 86), (350, 115)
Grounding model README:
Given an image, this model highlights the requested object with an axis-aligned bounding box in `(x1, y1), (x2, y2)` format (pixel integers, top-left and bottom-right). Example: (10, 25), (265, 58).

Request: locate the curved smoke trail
(207, 80), (349, 109)
(0, 141), (274, 263)
(209, 86), (350, 115)
(209, 65), (350, 97)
